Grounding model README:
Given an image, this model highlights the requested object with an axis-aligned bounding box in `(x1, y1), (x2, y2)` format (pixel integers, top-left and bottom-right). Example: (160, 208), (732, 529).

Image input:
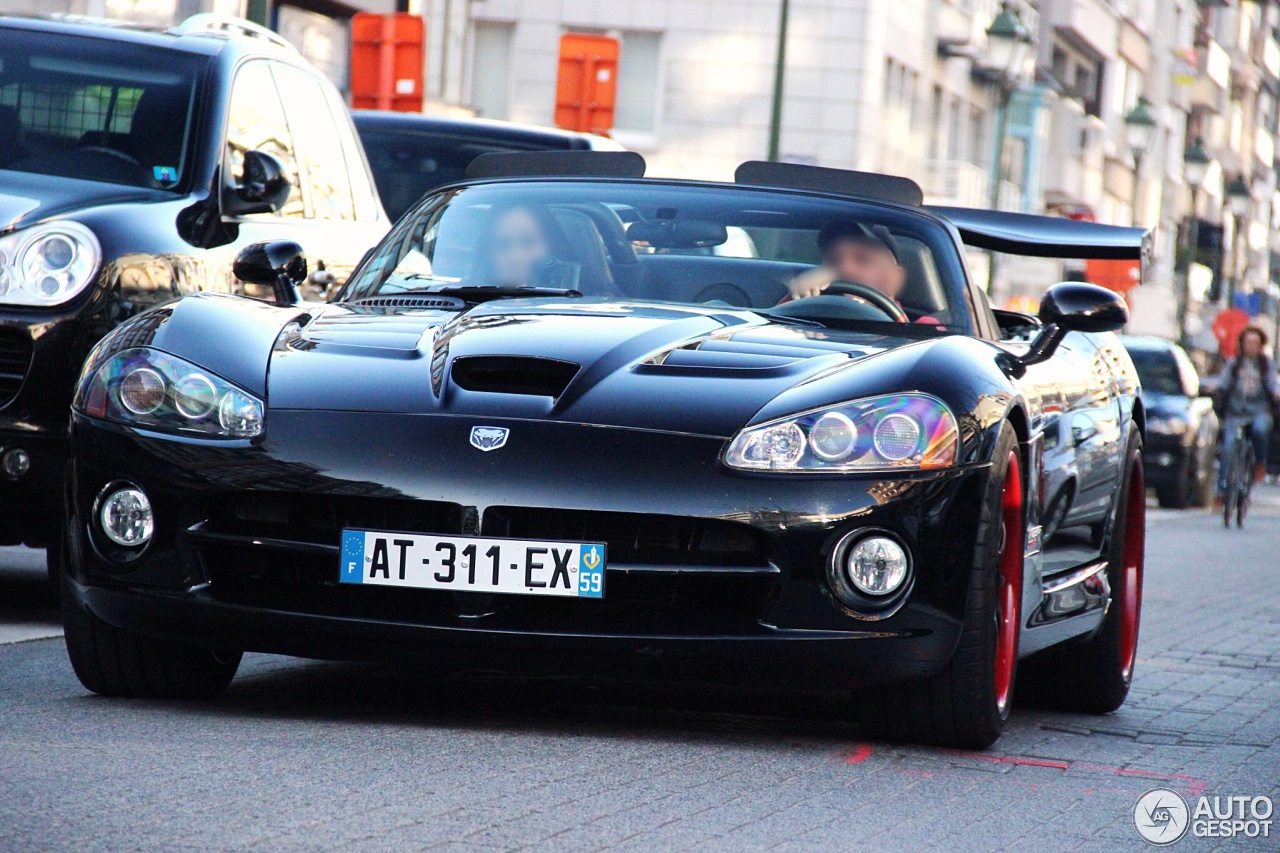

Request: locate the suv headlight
(724, 393), (959, 472)
(77, 347), (264, 439)
(0, 221), (101, 306)
(1146, 415), (1187, 436)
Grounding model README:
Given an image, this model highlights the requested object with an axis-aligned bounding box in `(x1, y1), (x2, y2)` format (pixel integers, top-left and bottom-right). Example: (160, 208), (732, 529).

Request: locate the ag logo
(1134, 789), (1190, 845)
(469, 426), (509, 452)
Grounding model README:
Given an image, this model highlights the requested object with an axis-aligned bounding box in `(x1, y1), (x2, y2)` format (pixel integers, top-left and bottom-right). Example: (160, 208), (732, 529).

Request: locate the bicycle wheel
(1238, 444), (1255, 527)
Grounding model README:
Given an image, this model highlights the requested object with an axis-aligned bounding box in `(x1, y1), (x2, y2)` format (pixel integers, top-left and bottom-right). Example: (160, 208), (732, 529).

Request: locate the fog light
(1, 448), (30, 479)
(99, 486), (153, 547)
(846, 535), (909, 596)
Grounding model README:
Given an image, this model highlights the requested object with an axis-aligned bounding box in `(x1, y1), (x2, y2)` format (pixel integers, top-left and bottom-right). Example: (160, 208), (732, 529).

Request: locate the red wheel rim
(994, 451), (1022, 714)
(1117, 458), (1144, 680)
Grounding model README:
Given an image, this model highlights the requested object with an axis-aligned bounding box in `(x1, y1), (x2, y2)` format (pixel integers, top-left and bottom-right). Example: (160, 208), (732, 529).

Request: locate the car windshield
(346, 180), (973, 332)
(1126, 347), (1184, 396)
(0, 29), (205, 190)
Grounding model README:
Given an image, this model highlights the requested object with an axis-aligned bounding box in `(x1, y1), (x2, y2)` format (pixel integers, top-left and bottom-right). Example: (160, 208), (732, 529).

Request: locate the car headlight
(76, 347), (264, 439)
(724, 393), (959, 472)
(0, 221), (101, 306)
(1146, 416), (1187, 436)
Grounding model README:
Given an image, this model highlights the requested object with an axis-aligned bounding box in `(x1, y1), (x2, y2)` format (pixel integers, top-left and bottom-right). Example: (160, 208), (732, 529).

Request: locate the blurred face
(489, 207), (549, 285)
(1241, 330), (1264, 358)
(823, 238), (905, 299)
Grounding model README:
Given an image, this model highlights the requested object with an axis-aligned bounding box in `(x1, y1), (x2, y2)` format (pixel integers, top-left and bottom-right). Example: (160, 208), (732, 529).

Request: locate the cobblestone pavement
(1, 493), (1277, 852)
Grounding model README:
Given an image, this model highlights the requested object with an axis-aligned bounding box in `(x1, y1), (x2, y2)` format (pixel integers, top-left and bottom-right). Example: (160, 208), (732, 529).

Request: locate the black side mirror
(223, 149), (291, 216)
(1015, 282), (1128, 372)
(233, 240), (306, 305)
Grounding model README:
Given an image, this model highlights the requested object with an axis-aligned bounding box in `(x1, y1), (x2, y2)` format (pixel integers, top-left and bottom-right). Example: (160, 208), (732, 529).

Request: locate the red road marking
(842, 748), (1207, 797)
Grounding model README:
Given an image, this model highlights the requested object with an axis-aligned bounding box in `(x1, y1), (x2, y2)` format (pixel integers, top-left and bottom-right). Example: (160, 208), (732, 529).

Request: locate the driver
(786, 220), (905, 304)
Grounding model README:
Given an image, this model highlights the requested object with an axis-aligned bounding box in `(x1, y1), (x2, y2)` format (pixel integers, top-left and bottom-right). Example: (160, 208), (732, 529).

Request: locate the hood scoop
(350, 295), (466, 311)
(644, 329), (857, 374)
(451, 355), (580, 398)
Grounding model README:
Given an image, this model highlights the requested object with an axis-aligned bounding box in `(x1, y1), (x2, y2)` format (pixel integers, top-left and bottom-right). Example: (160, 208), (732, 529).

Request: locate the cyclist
(1207, 327), (1279, 498)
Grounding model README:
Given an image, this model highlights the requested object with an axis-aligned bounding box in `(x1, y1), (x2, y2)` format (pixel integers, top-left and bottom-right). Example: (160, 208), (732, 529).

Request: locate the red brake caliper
(1117, 459), (1144, 680)
(994, 451), (1022, 714)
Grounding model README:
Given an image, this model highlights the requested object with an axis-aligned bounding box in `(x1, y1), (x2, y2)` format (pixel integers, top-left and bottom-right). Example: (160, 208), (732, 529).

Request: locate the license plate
(339, 530), (605, 598)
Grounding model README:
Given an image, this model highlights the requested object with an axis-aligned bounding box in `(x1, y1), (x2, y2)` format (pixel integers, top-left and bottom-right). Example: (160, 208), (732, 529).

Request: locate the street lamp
(1123, 97), (1157, 224)
(1176, 138), (1214, 347)
(1224, 174), (1253, 307)
(983, 3), (1035, 212)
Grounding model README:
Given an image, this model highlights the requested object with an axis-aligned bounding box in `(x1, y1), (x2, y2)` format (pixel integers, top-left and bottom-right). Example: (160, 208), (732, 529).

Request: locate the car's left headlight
(0, 221), (101, 306)
(724, 393), (959, 472)
(77, 347), (264, 439)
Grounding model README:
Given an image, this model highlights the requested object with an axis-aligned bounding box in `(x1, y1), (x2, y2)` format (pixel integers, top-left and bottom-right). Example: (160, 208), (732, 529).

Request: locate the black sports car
(61, 155), (1148, 748)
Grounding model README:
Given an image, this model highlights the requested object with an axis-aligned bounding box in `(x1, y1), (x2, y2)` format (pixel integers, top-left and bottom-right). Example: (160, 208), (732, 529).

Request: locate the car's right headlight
(76, 347), (264, 439)
(723, 393), (959, 472)
(0, 221), (102, 306)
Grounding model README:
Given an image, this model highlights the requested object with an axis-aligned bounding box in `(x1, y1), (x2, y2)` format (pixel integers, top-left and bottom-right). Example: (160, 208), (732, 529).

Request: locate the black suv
(0, 15), (387, 556)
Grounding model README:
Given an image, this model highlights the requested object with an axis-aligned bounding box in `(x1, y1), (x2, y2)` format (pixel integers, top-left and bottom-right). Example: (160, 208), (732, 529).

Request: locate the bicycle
(1221, 422), (1255, 528)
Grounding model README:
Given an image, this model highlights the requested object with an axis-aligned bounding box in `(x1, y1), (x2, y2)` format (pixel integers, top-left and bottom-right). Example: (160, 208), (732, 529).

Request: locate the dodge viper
(60, 154), (1148, 747)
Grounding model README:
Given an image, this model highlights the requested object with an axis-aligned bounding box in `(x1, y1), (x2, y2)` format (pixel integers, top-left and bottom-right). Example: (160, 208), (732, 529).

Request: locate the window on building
(471, 21), (514, 120)
(614, 30), (662, 133)
(225, 60), (303, 218)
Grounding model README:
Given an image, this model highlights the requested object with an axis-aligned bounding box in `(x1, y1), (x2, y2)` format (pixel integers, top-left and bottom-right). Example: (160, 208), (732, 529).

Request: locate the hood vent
(350, 295), (465, 310)
(451, 355), (580, 398)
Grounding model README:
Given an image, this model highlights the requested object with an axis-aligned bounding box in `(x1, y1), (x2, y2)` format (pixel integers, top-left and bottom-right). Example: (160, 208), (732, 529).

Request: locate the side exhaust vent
(451, 356), (579, 398)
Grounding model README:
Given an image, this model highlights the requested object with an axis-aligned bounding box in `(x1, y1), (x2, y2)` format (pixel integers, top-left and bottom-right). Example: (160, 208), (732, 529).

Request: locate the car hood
(267, 300), (921, 437)
(1140, 390), (1190, 419)
(0, 169), (168, 233)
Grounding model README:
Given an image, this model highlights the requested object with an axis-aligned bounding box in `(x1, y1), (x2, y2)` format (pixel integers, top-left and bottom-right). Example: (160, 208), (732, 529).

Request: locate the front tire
(854, 422), (1022, 748)
(63, 578), (241, 699)
(1018, 425), (1144, 713)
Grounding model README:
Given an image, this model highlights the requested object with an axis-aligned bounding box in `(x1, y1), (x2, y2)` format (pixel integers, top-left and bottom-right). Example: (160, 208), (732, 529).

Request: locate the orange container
(350, 12), (424, 112)
(554, 33), (618, 134)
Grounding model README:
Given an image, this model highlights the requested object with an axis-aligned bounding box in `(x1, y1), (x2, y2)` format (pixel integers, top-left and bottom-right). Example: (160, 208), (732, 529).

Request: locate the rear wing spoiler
(927, 206), (1151, 265)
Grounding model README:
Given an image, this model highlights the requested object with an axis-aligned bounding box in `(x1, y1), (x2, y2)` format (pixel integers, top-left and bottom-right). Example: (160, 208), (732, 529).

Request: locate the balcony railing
(922, 160), (990, 208)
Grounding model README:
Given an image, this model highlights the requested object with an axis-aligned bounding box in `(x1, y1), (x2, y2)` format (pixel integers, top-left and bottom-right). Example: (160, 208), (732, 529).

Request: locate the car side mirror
(233, 240), (306, 306)
(1013, 282), (1129, 373)
(223, 149), (291, 216)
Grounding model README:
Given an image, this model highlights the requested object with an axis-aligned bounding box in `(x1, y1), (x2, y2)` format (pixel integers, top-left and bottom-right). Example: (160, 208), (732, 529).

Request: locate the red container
(350, 12), (424, 112)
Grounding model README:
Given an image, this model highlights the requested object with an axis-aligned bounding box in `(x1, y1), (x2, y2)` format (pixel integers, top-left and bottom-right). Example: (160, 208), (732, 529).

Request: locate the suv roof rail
(168, 13), (295, 51)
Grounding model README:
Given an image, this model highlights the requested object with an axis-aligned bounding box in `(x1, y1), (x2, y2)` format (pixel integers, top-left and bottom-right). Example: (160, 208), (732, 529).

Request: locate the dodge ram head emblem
(469, 426), (509, 452)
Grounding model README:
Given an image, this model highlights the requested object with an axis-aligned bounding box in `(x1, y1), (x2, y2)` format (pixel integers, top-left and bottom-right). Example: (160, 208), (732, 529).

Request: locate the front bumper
(69, 410), (991, 691)
(1141, 433), (1189, 487)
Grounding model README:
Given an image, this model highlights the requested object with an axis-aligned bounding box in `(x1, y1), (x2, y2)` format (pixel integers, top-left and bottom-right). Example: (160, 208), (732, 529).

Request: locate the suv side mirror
(223, 149), (291, 216)
(233, 240), (306, 305)
(1014, 282), (1128, 372)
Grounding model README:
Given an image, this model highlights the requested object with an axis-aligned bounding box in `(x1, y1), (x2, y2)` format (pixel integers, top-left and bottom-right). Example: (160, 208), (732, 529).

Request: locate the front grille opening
(212, 494), (464, 545)
(0, 329), (34, 408)
(484, 507), (770, 568)
(451, 355), (579, 397)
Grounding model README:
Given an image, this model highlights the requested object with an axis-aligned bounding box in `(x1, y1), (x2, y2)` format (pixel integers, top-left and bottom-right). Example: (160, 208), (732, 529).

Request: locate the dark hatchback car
(1121, 336), (1217, 508)
(0, 15), (387, 557)
(353, 110), (622, 221)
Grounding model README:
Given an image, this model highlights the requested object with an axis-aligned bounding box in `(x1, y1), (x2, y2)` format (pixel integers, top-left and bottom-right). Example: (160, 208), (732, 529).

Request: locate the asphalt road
(1, 495), (1278, 852)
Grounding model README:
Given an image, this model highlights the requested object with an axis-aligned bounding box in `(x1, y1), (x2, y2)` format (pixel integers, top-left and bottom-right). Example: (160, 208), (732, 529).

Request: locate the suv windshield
(0, 29), (205, 190)
(347, 180), (972, 332)
(1126, 347), (1186, 396)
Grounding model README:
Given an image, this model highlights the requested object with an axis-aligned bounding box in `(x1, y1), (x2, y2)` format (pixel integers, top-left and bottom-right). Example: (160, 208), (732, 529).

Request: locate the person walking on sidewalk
(1207, 326), (1280, 492)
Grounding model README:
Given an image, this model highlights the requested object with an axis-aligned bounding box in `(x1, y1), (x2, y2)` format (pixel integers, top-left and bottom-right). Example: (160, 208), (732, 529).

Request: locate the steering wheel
(823, 280), (908, 322)
(77, 145), (142, 166)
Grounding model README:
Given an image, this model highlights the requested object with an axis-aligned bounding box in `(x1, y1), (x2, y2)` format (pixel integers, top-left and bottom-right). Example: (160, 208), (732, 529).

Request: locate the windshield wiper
(435, 285), (583, 303)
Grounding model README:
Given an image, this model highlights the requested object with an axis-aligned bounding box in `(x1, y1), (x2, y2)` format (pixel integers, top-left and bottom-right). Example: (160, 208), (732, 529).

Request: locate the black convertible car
(61, 155), (1148, 748)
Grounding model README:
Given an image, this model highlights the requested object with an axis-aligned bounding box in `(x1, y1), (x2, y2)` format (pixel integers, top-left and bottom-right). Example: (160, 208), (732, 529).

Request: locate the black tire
(853, 422), (1022, 748)
(63, 577), (241, 699)
(1017, 426), (1144, 714)
(44, 539), (63, 609)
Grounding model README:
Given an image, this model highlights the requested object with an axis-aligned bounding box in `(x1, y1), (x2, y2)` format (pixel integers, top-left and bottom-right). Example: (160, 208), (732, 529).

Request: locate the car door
(271, 62), (386, 295)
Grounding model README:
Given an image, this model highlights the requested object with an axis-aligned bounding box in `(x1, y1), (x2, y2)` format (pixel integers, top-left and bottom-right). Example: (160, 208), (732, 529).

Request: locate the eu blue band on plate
(340, 530), (365, 584)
